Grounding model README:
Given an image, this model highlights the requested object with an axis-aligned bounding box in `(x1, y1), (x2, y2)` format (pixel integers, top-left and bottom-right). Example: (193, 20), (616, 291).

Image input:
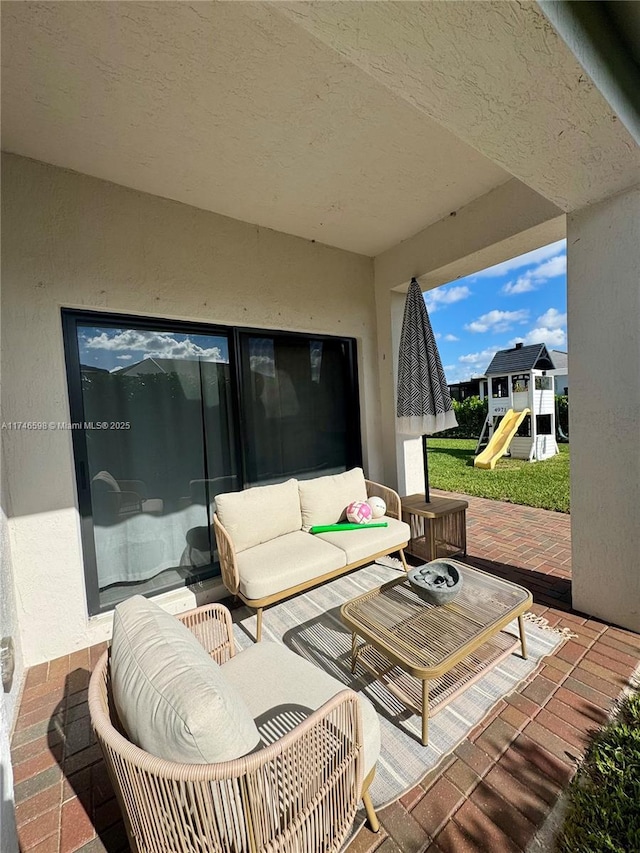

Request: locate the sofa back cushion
(298, 468), (368, 528)
(111, 595), (260, 764)
(215, 478), (302, 553)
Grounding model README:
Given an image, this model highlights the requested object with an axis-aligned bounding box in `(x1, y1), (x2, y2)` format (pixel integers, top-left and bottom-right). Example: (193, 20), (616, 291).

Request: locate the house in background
(1, 3), (639, 847)
(448, 377), (488, 403)
(550, 349), (569, 396)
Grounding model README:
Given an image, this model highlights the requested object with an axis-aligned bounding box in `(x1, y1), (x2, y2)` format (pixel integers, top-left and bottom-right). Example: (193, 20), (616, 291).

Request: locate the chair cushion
(315, 516), (410, 563)
(111, 595), (260, 764)
(215, 479), (302, 553)
(236, 531), (346, 601)
(298, 468), (368, 528)
(222, 642), (380, 778)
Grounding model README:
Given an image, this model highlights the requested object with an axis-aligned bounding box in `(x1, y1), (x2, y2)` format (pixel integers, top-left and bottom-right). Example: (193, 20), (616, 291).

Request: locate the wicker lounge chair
(88, 601), (380, 853)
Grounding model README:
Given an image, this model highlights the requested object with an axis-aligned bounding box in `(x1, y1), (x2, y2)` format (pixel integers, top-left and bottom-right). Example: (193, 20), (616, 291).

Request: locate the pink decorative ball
(346, 500), (373, 524)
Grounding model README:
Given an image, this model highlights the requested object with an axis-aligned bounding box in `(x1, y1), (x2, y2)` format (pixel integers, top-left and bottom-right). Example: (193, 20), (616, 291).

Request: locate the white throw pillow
(215, 478), (302, 552)
(298, 468), (368, 528)
(111, 596), (260, 764)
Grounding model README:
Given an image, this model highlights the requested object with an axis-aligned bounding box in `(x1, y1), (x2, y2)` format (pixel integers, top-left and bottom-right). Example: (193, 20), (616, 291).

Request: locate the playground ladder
(475, 414), (492, 455)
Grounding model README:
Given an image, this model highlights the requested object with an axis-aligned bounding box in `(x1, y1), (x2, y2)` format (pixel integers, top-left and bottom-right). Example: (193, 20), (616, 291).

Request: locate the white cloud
(116, 354), (133, 361)
(443, 333), (459, 342)
(536, 308), (566, 329)
(503, 253), (567, 295)
(84, 330), (224, 362)
(535, 255), (567, 279)
(458, 347), (499, 373)
(465, 309), (529, 334)
(476, 240), (565, 278)
(444, 366), (472, 383)
(502, 278), (537, 295)
(508, 307), (567, 350)
(511, 327), (567, 348)
(425, 284), (471, 313)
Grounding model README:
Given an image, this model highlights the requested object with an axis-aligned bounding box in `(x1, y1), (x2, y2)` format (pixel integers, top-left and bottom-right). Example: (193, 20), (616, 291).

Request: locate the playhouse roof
(485, 343), (555, 375)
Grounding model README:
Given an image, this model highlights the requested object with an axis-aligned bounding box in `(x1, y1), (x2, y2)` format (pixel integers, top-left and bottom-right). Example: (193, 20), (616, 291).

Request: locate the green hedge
(441, 396), (488, 439)
(442, 394), (570, 440)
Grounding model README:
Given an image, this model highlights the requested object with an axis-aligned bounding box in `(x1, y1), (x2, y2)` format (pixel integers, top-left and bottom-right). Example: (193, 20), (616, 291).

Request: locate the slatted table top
(340, 561), (532, 679)
(401, 494), (469, 518)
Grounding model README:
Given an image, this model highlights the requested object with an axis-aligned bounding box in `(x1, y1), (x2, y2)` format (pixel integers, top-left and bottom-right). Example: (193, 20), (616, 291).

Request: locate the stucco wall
(1, 154), (379, 665)
(1, 484), (23, 852)
(567, 186), (640, 632)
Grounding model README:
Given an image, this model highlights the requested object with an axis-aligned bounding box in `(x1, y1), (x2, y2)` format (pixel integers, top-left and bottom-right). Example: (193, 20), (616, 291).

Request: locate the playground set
(475, 342), (559, 469)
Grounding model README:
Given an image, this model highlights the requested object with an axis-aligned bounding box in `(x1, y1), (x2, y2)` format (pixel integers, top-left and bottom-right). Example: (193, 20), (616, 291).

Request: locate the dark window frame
(491, 376), (509, 398)
(536, 414), (553, 435)
(62, 309), (362, 615)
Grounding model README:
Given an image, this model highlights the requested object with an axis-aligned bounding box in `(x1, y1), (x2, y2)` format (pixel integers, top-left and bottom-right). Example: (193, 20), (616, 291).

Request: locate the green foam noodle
(310, 522), (388, 534)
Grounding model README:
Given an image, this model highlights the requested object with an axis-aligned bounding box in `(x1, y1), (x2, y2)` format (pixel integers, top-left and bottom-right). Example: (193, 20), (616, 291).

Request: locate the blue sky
(427, 239), (567, 384)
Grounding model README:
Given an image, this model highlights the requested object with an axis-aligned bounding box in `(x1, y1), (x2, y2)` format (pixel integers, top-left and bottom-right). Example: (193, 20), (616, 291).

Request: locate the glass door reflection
(75, 323), (237, 610)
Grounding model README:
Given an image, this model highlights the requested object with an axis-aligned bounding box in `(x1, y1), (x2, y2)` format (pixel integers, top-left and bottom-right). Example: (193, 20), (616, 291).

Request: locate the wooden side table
(401, 494), (468, 562)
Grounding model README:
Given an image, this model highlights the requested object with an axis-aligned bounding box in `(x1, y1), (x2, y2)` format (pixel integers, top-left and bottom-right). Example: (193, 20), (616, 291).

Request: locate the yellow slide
(474, 408), (530, 470)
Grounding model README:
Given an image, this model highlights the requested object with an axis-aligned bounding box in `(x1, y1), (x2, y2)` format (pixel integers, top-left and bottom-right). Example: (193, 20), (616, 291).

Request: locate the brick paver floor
(9, 491), (640, 853)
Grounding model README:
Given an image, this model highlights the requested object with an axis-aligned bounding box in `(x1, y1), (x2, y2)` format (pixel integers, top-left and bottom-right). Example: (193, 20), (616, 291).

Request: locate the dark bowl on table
(407, 560), (463, 606)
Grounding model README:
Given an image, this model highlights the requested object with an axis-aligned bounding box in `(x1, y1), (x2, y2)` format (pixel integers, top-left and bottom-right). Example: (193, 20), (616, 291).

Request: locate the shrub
(442, 395), (568, 440)
(557, 689), (640, 853)
(556, 394), (569, 437)
(442, 396), (488, 439)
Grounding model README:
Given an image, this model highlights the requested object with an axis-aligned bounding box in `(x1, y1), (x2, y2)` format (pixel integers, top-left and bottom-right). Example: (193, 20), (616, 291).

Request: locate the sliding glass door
(239, 333), (360, 485)
(63, 314), (238, 613)
(63, 312), (361, 614)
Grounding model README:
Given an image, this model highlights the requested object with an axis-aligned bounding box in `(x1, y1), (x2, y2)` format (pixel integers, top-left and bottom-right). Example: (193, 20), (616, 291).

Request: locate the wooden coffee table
(340, 561), (532, 745)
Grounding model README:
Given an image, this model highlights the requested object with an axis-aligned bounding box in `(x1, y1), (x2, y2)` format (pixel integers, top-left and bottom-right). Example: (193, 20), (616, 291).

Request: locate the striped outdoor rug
(231, 562), (565, 809)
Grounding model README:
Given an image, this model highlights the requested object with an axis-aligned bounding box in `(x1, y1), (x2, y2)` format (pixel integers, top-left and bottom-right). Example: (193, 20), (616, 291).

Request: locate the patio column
(373, 282), (424, 495)
(567, 186), (640, 633)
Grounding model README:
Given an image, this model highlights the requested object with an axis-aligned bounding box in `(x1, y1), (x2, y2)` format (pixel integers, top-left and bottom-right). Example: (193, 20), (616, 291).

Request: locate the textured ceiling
(277, 1), (639, 213)
(0, 1), (509, 255)
(2, 2), (636, 257)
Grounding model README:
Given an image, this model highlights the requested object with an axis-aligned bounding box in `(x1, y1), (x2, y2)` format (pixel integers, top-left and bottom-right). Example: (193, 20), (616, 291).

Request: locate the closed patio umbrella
(397, 277), (457, 502)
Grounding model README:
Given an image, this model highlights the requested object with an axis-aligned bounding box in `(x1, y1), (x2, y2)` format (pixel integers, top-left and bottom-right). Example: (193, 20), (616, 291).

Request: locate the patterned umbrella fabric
(397, 277), (457, 501)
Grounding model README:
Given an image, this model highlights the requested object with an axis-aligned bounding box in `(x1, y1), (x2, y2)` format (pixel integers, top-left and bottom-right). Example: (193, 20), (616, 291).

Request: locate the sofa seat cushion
(111, 595), (260, 764)
(298, 468), (368, 528)
(215, 479), (302, 553)
(223, 642), (380, 778)
(314, 516), (410, 564)
(236, 531), (346, 601)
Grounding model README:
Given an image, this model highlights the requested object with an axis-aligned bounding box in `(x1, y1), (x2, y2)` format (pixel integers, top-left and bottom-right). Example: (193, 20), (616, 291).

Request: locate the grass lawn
(427, 438), (570, 513)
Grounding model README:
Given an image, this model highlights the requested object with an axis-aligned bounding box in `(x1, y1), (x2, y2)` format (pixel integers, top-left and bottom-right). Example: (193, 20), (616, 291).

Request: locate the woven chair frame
(364, 480), (401, 520)
(88, 603), (367, 853)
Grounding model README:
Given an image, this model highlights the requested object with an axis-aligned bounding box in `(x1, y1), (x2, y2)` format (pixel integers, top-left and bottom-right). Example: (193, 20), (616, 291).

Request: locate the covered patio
(10, 492), (640, 853)
(2, 2), (639, 852)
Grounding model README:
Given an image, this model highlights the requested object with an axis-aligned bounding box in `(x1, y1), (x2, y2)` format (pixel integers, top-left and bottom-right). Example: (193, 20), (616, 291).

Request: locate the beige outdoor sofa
(213, 468), (410, 640)
(89, 595), (381, 853)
